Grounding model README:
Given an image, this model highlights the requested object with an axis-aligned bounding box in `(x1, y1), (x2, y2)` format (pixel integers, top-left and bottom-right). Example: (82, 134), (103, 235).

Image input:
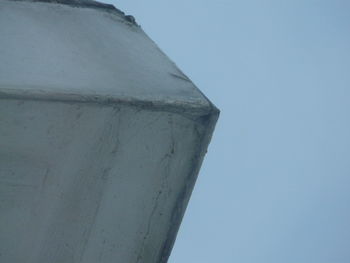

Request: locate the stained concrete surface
(0, 1), (219, 262)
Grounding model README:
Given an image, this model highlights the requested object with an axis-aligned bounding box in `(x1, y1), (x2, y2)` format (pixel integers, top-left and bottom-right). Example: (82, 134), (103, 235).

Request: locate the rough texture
(0, 1), (219, 262)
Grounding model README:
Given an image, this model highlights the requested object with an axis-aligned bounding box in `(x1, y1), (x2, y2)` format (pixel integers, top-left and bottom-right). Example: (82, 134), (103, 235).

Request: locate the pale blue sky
(108, 1), (350, 262)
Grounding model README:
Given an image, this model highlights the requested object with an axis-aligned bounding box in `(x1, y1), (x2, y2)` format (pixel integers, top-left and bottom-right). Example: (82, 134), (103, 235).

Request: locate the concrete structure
(0, 0), (219, 262)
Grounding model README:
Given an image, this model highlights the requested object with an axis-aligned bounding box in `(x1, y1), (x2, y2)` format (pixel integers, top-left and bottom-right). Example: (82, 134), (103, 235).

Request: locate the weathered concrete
(0, 1), (219, 262)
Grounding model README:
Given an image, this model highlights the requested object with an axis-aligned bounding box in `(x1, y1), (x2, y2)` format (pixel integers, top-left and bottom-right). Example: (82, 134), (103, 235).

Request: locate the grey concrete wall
(0, 1), (219, 262)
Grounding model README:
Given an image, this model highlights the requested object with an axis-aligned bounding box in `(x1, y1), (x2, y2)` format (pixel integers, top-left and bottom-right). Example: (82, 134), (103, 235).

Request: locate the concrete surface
(0, 0), (219, 262)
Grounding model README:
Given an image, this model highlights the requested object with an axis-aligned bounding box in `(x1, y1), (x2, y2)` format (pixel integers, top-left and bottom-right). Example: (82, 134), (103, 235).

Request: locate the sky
(107, 1), (350, 262)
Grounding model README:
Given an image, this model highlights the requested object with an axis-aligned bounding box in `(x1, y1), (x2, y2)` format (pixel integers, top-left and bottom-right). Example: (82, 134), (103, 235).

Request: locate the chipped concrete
(0, 1), (219, 262)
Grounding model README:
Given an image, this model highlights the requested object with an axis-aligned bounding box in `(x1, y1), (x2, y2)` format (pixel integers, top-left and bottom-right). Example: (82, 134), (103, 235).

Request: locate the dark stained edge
(156, 106), (220, 263)
(6, 0), (138, 25)
(0, 87), (218, 122)
(7, 0), (119, 11)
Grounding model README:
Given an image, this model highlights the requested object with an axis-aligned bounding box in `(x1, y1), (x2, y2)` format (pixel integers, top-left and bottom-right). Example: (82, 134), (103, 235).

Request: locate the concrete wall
(0, 1), (218, 262)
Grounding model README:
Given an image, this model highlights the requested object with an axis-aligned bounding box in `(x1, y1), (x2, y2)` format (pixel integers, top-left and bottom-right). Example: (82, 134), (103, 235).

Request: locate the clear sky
(108, 1), (350, 262)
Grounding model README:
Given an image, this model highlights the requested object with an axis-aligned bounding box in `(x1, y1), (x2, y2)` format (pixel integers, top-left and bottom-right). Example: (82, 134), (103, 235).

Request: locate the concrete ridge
(0, 86), (220, 122)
